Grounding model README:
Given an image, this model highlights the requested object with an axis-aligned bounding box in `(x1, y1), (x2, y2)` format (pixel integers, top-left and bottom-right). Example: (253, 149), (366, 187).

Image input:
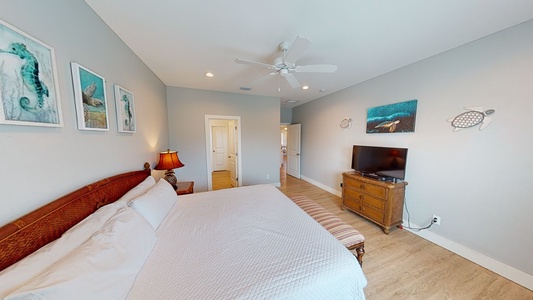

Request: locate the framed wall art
(366, 99), (418, 133)
(0, 18), (63, 127)
(70, 62), (109, 131)
(113, 85), (136, 133)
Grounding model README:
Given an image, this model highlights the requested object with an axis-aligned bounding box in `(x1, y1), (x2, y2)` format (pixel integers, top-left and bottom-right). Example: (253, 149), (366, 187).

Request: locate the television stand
(341, 171), (408, 234)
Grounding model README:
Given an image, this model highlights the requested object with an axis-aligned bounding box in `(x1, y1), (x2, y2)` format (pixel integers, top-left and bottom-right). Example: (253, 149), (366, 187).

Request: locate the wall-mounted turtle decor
(447, 107), (495, 132)
(340, 117), (352, 130)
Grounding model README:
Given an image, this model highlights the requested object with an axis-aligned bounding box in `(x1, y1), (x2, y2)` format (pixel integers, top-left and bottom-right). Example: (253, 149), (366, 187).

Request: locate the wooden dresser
(341, 172), (407, 234)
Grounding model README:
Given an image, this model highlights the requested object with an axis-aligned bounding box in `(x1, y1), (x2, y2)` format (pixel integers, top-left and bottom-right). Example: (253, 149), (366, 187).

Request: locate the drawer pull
(359, 195), (365, 200)
(359, 184), (365, 190)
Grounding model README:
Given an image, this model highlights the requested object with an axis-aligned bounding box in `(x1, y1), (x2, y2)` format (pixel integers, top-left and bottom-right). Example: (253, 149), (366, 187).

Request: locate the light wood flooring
(212, 170), (233, 190)
(278, 165), (533, 299)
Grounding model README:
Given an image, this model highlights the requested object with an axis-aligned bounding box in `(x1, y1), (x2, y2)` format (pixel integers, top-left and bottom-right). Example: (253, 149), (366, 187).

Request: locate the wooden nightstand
(176, 181), (194, 195)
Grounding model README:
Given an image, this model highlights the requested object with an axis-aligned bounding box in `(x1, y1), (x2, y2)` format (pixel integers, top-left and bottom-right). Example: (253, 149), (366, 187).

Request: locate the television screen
(351, 145), (408, 180)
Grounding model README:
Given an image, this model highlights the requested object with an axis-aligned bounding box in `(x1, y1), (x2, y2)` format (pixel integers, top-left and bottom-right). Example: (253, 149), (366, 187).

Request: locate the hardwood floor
(212, 170), (233, 190)
(278, 165), (533, 299)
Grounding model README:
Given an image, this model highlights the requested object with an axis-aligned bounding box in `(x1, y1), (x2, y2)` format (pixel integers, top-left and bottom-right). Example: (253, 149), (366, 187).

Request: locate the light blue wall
(281, 107), (292, 124)
(166, 87), (281, 191)
(293, 20), (533, 281)
(0, 0), (169, 226)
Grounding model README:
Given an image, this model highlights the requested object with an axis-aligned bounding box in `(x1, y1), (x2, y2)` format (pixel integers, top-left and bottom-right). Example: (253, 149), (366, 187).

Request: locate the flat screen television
(351, 145), (408, 181)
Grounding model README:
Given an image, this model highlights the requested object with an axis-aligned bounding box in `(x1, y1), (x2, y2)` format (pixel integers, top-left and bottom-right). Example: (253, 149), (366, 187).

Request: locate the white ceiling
(84, 0), (533, 108)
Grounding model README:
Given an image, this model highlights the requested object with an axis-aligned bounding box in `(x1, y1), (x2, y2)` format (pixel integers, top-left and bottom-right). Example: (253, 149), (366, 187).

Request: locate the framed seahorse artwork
(113, 85), (136, 133)
(70, 62), (109, 131)
(0, 18), (63, 127)
(366, 99), (418, 134)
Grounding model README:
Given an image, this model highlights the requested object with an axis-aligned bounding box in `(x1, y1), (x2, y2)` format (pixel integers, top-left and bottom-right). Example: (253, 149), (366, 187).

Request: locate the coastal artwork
(71, 62), (108, 131)
(0, 19), (63, 127)
(113, 85), (136, 133)
(366, 99), (418, 133)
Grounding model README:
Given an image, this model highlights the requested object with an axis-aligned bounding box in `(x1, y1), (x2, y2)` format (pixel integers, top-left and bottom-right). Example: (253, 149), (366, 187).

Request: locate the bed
(0, 164), (367, 299)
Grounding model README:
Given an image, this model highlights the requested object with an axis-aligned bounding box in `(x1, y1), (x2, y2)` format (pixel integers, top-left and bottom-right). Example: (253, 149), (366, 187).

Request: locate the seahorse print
(0, 42), (49, 112)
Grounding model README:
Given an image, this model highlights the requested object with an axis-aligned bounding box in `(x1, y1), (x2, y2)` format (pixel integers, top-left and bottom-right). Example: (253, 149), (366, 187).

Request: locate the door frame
(287, 123), (301, 179)
(205, 115), (242, 191)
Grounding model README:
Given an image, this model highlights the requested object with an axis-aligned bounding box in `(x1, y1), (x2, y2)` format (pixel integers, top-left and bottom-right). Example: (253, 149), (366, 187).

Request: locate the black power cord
(403, 193), (437, 232)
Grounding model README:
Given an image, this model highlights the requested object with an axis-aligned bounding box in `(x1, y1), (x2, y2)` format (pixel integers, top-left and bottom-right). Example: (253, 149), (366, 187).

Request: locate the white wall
(0, 1), (169, 226)
(293, 20), (533, 286)
(166, 87), (280, 191)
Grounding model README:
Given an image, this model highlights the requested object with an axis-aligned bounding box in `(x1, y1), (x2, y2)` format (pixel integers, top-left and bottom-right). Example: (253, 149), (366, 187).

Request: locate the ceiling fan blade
(250, 72), (277, 85)
(283, 73), (300, 89)
(235, 58), (276, 69)
(284, 36), (312, 65)
(295, 64), (338, 73)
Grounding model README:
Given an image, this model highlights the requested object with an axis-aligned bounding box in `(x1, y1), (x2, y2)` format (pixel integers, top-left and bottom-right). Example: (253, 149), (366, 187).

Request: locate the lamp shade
(154, 149), (184, 170)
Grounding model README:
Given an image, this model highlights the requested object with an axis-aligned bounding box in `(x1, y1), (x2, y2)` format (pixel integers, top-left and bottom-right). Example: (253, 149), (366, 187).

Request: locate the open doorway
(205, 115), (242, 191)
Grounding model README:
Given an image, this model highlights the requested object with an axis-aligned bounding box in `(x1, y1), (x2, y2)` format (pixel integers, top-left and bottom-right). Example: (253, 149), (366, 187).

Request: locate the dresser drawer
(342, 193), (361, 211)
(360, 204), (385, 224)
(345, 176), (387, 198)
(349, 190), (385, 211)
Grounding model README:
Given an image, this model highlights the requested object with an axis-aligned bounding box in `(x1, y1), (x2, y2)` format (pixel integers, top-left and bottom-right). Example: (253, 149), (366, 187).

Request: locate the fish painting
(366, 99), (418, 133)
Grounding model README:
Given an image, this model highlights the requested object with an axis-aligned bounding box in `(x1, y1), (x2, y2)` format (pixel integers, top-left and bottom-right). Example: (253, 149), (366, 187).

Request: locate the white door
(287, 124), (301, 178)
(205, 115), (242, 191)
(212, 125), (228, 171)
(228, 120), (239, 187)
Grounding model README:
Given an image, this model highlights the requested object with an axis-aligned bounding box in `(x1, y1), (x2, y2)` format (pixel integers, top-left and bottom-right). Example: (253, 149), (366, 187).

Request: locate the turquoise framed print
(366, 99), (418, 133)
(113, 85), (136, 133)
(71, 62), (109, 131)
(0, 18), (63, 127)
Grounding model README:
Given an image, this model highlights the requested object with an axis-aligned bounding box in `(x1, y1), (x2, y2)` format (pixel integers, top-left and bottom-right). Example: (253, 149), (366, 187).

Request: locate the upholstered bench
(290, 195), (365, 266)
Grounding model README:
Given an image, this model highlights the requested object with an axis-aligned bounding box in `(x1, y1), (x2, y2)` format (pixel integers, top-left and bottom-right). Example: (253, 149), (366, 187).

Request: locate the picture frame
(0, 18), (63, 127)
(366, 99), (418, 134)
(70, 62), (109, 131)
(113, 85), (136, 133)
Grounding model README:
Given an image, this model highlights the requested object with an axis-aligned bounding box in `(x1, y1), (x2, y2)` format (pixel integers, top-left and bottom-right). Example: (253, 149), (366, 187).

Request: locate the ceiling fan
(235, 36), (337, 90)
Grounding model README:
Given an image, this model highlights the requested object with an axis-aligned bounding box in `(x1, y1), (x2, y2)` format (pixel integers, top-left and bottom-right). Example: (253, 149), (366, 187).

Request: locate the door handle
(296, 153), (300, 156)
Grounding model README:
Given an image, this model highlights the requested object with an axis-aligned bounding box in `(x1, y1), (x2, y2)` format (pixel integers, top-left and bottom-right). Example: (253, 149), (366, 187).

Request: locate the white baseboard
(300, 175), (341, 197)
(298, 175), (533, 291)
(404, 224), (533, 291)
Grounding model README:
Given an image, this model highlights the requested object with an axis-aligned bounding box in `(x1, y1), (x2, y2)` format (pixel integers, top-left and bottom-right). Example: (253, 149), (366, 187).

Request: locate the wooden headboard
(0, 163), (151, 272)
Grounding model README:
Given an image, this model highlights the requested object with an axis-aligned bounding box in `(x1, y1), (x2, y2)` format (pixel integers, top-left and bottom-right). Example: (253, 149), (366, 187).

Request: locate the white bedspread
(127, 184), (367, 300)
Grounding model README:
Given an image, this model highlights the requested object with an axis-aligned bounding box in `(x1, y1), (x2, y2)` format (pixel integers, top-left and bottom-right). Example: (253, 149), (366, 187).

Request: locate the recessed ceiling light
(302, 85), (309, 90)
(205, 72), (214, 77)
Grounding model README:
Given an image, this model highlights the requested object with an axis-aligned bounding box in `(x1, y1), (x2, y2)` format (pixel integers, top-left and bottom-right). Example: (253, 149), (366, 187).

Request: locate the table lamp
(154, 149), (184, 190)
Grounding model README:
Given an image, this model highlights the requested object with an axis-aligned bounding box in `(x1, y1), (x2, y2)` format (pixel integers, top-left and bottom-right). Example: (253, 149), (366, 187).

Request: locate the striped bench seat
(290, 195), (365, 266)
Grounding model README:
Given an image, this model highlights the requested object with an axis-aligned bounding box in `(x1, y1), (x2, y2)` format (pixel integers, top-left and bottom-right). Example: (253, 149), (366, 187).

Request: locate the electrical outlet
(432, 215), (441, 225)
(266, 174), (270, 180)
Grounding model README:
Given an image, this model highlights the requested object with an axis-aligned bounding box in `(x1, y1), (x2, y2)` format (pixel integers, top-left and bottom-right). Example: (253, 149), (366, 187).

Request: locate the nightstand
(176, 181), (194, 195)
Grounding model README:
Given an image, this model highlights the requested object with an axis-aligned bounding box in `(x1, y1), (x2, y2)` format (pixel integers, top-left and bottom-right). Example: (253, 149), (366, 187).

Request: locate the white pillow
(115, 176), (156, 208)
(0, 203), (118, 298)
(0, 175), (155, 297)
(130, 179), (178, 229)
(6, 207), (157, 300)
